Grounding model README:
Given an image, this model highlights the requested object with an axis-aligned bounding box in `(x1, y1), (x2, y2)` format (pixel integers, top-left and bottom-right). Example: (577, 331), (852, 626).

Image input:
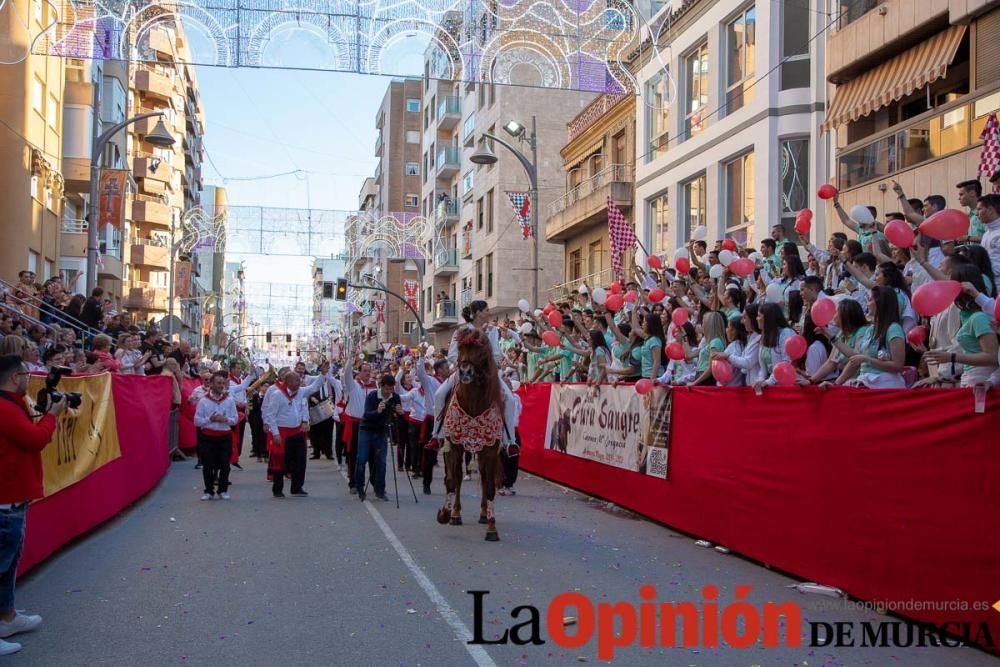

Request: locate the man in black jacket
(354, 374), (401, 502)
(80, 287), (104, 329)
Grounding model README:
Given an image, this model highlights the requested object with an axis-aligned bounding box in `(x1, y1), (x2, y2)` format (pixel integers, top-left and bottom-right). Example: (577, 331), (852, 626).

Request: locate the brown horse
(436, 327), (505, 541)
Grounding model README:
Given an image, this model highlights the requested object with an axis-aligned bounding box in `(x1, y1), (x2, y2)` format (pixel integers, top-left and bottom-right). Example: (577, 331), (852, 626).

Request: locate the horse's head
(455, 327), (493, 386)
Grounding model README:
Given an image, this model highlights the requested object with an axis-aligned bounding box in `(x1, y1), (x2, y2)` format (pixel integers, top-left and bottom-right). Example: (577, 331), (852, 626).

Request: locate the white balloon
(692, 225), (708, 241)
(765, 282), (785, 303)
(719, 249), (734, 266)
(674, 247), (690, 260)
(709, 264), (724, 279)
(591, 287), (607, 305)
(519, 322), (533, 335)
(578, 285), (589, 295)
(749, 251), (763, 263)
(533, 309), (543, 317)
(850, 204), (875, 226)
(517, 298), (530, 313)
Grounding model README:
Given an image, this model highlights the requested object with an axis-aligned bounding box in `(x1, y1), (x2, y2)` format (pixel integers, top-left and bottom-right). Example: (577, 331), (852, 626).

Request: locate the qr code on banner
(646, 447), (668, 479)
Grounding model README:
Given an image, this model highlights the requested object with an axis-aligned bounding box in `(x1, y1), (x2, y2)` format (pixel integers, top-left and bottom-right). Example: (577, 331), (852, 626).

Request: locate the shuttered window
(977, 8), (1000, 88)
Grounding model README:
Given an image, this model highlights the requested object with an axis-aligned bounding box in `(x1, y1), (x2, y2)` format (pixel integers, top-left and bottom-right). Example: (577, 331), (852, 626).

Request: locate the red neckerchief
(207, 391), (229, 404)
(276, 381), (297, 402)
(229, 372), (242, 385)
(418, 387), (424, 396)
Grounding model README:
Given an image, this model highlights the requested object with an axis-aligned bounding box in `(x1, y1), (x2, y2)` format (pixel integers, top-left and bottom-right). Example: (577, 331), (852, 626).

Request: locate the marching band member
(262, 369), (310, 498)
(193, 371), (238, 500)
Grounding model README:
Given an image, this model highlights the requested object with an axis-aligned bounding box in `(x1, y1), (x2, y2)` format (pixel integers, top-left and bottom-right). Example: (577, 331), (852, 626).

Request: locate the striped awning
(821, 25), (967, 132)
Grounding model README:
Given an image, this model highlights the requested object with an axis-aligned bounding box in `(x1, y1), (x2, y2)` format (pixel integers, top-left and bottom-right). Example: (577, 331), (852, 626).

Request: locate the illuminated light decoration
(20, 0), (660, 96)
(178, 206), (228, 254)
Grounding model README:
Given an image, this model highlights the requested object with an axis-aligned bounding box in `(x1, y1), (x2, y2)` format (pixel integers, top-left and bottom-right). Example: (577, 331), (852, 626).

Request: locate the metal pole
(167, 210), (176, 339)
(530, 115), (539, 308)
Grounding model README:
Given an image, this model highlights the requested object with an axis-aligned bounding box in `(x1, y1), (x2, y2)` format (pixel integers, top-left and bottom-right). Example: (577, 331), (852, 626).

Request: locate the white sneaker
(220, 493), (231, 500)
(463, 473), (471, 481)
(0, 639), (22, 655)
(0, 612), (42, 638)
(200, 493), (212, 501)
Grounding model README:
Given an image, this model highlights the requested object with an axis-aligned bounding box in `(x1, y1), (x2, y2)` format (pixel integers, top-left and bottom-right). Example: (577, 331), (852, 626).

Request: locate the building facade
(822, 0), (1000, 225)
(634, 0), (828, 257)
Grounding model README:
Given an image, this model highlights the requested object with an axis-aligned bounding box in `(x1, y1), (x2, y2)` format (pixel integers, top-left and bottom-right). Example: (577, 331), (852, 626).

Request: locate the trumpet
(247, 366), (277, 394)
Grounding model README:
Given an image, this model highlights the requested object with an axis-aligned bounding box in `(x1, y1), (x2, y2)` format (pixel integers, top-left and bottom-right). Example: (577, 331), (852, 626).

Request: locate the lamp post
(87, 112), (175, 293)
(470, 116), (539, 307)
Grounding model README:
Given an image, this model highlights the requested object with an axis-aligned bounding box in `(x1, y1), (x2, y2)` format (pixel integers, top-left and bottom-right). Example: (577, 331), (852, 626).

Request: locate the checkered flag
(506, 191), (532, 239)
(608, 197), (636, 280)
(979, 112), (1000, 192)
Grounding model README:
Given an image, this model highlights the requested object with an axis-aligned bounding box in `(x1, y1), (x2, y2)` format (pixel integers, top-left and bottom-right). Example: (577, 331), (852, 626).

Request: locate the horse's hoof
(485, 531), (500, 542)
(450, 516), (463, 526)
(436, 508), (450, 524)
(478, 515), (488, 524)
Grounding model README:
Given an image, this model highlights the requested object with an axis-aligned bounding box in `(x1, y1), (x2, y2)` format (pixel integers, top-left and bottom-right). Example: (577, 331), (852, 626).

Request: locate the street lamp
(87, 113), (175, 292)
(470, 116), (539, 307)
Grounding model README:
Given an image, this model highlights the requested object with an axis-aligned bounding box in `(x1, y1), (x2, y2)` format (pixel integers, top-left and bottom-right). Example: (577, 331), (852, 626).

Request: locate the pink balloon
(623, 290), (638, 304)
(666, 341), (685, 361)
(711, 359), (733, 384)
(635, 379), (654, 395)
(541, 330), (561, 347)
(918, 209), (969, 241)
(810, 298), (837, 327)
(784, 334), (807, 361)
(676, 257), (691, 274)
(721, 239), (737, 251)
(648, 288), (665, 303)
(547, 310), (563, 327)
(648, 255), (663, 269)
(671, 309), (689, 327)
(912, 280), (962, 317)
(817, 184), (838, 200)
(605, 294), (625, 312)
(730, 258), (755, 277)
(884, 220), (916, 248)
(773, 361), (797, 386)
(906, 325), (927, 347)
(610, 281), (622, 295)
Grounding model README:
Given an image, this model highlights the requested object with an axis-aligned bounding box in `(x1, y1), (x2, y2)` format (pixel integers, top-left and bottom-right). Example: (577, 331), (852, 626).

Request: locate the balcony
(147, 27), (175, 59)
(545, 164), (634, 242)
(374, 161), (382, 184)
(436, 147), (461, 178)
(432, 299), (459, 327)
(133, 155), (171, 183)
(130, 239), (169, 270)
(134, 68), (174, 101)
(548, 267), (615, 303)
(434, 199), (459, 228)
(375, 132), (383, 157)
(568, 94), (629, 143)
(132, 196), (171, 228)
(124, 283), (168, 311)
(97, 250), (123, 281)
(437, 96), (461, 130)
(433, 248), (459, 276)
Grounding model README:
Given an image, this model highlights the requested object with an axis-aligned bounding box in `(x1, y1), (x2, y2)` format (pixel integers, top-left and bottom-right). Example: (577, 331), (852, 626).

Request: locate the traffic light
(266, 332), (272, 343)
(335, 278), (348, 301)
(322, 281), (334, 299)
(286, 334), (292, 343)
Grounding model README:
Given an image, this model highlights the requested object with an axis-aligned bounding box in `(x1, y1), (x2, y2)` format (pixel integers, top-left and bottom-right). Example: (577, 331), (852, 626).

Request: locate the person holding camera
(193, 371), (238, 500)
(0, 354), (67, 655)
(355, 374), (402, 502)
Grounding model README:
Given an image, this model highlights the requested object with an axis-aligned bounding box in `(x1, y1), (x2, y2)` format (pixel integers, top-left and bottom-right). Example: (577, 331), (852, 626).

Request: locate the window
(612, 130), (628, 165)
(406, 98), (420, 113)
(47, 94), (58, 128)
(462, 170), (474, 196)
(43, 259), (53, 280)
(422, 152), (428, 182)
(34, 0), (42, 23)
(489, 82), (496, 106)
(781, 0), (810, 90)
(32, 77), (43, 114)
(645, 73), (670, 161)
(477, 196), (484, 229)
(724, 152), (755, 231)
(30, 174), (39, 199)
(725, 6), (756, 114)
(431, 95), (436, 120)
(404, 194), (419, 208)
(587, 240), (603, 275)
(476, 258), (483, 292)
(485, 189), (494, 234)
(478, 84), (486, 109)
(463, 113), (476, 141)
(780, 138), (809, 232)
(426, 288), (433, 313)
(648, 191), (669, 255)
(681, 174), (706, 242)
(27, 250), (38, 274)
(45, 185), (54, 211)
(684, 43), (709, 140)
(569, 249), (582, 281)
(424, 106), (429, 129)
(403, 321), (416, 334)
(405, 162), (419, 176)
(406, 130), (420, 144)
(486, 253), (494, 298)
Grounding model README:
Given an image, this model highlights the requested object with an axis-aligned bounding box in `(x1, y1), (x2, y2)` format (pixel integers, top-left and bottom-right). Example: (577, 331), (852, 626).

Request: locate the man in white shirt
(188, 368), (213, 470)
(341, 360), (376, 494)
(193, 372), (238, 500)
(307, 360), (338, 461)
(227, 362), (258, 470)
(977, 194), (1000, 288)
(262, 369), (310, 498)
(415, 358), (450, 494)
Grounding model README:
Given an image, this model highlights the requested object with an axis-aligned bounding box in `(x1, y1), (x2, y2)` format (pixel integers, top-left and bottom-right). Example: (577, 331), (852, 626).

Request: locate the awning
(821, 24), (966, 132)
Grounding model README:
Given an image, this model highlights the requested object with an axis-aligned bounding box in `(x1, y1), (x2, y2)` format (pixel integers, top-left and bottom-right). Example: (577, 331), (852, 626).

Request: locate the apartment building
(634, 0), (828, 256)
(545, 94), (636, 301)
(417, 47), (592, 347)
(822, 0), (1000, 224)
(0, 0), (66, 287)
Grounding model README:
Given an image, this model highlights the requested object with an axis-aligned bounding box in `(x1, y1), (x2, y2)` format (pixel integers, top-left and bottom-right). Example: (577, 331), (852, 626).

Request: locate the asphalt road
(10, 449), (999, 666)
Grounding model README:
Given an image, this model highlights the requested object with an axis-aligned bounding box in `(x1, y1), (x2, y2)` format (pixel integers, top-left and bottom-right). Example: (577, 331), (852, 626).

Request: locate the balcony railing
(567, 94), (629, 143)
(435, 199), (459, 224)
(549, 164), (634, 217)
(837, 88), (1000, 191)
(434, 300), (457, 321)
(548, 267), (616, 302)
(837, 0), (885, 29)
(436, 147), (461, 172)
(62, 218), (88, 234)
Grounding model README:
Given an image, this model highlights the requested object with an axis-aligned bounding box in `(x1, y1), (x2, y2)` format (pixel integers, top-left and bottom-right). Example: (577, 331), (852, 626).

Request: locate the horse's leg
(479, 445), (500, 541)
(437, 446), (460, 524)
(451, 447), (464, 525)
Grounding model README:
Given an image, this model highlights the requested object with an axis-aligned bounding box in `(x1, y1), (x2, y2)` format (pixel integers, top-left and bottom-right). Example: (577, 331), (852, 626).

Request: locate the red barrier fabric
(19, 374), (173, 574)
(516, 383), (1000, 645)
(179, 376), (202, 453)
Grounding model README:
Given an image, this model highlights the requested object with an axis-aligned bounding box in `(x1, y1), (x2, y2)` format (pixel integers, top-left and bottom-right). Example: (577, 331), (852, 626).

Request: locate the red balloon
(884, 219), (916, 248)
(624, 290), (638, 304)
(547, 310), (563, 328)
(912, 280), (962, 317)
(906, 325), (927, 347)
(796, 208), (813, 222)
(773, 362), (798, 386)
(648, 288), (665, 303)
(676, 257), (691, 274)
(648, 255), (662, 269)
(605, 294), (625, 312)
(609, 281), (622, 295)
(995, 297), (1000, 323)
(671, 309), (688, 327)
(784, 334), (807, 361)
(542, 304), (554, 316)
(635, 378), (654, 395)
(817, 184), (838, 200)
(711, 359), (734, 384)
(810, 298), (837, 327)
(918, 209), (969, 241)
(721, 239), (737, 251)
(794, 217), (811, 236)
(666, 341), (685, 361)
(541, 330), (561, 347)
(730, 258), (755, 277)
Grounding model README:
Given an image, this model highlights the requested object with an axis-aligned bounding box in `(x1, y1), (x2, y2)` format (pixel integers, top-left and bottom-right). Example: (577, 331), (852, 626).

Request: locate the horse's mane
(454, 326), (502, 417)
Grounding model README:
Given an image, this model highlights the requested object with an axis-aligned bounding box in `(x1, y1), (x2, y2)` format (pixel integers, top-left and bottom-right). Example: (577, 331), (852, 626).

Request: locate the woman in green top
(836, 286), (906, 388)
(811, 299), (870, 383)
(631, 306), (665, 379)
(585, 329), (611, 385)
(688, 312), (727, 386)
(604, 313), (641, 381)
(923, 264), (999, 387)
